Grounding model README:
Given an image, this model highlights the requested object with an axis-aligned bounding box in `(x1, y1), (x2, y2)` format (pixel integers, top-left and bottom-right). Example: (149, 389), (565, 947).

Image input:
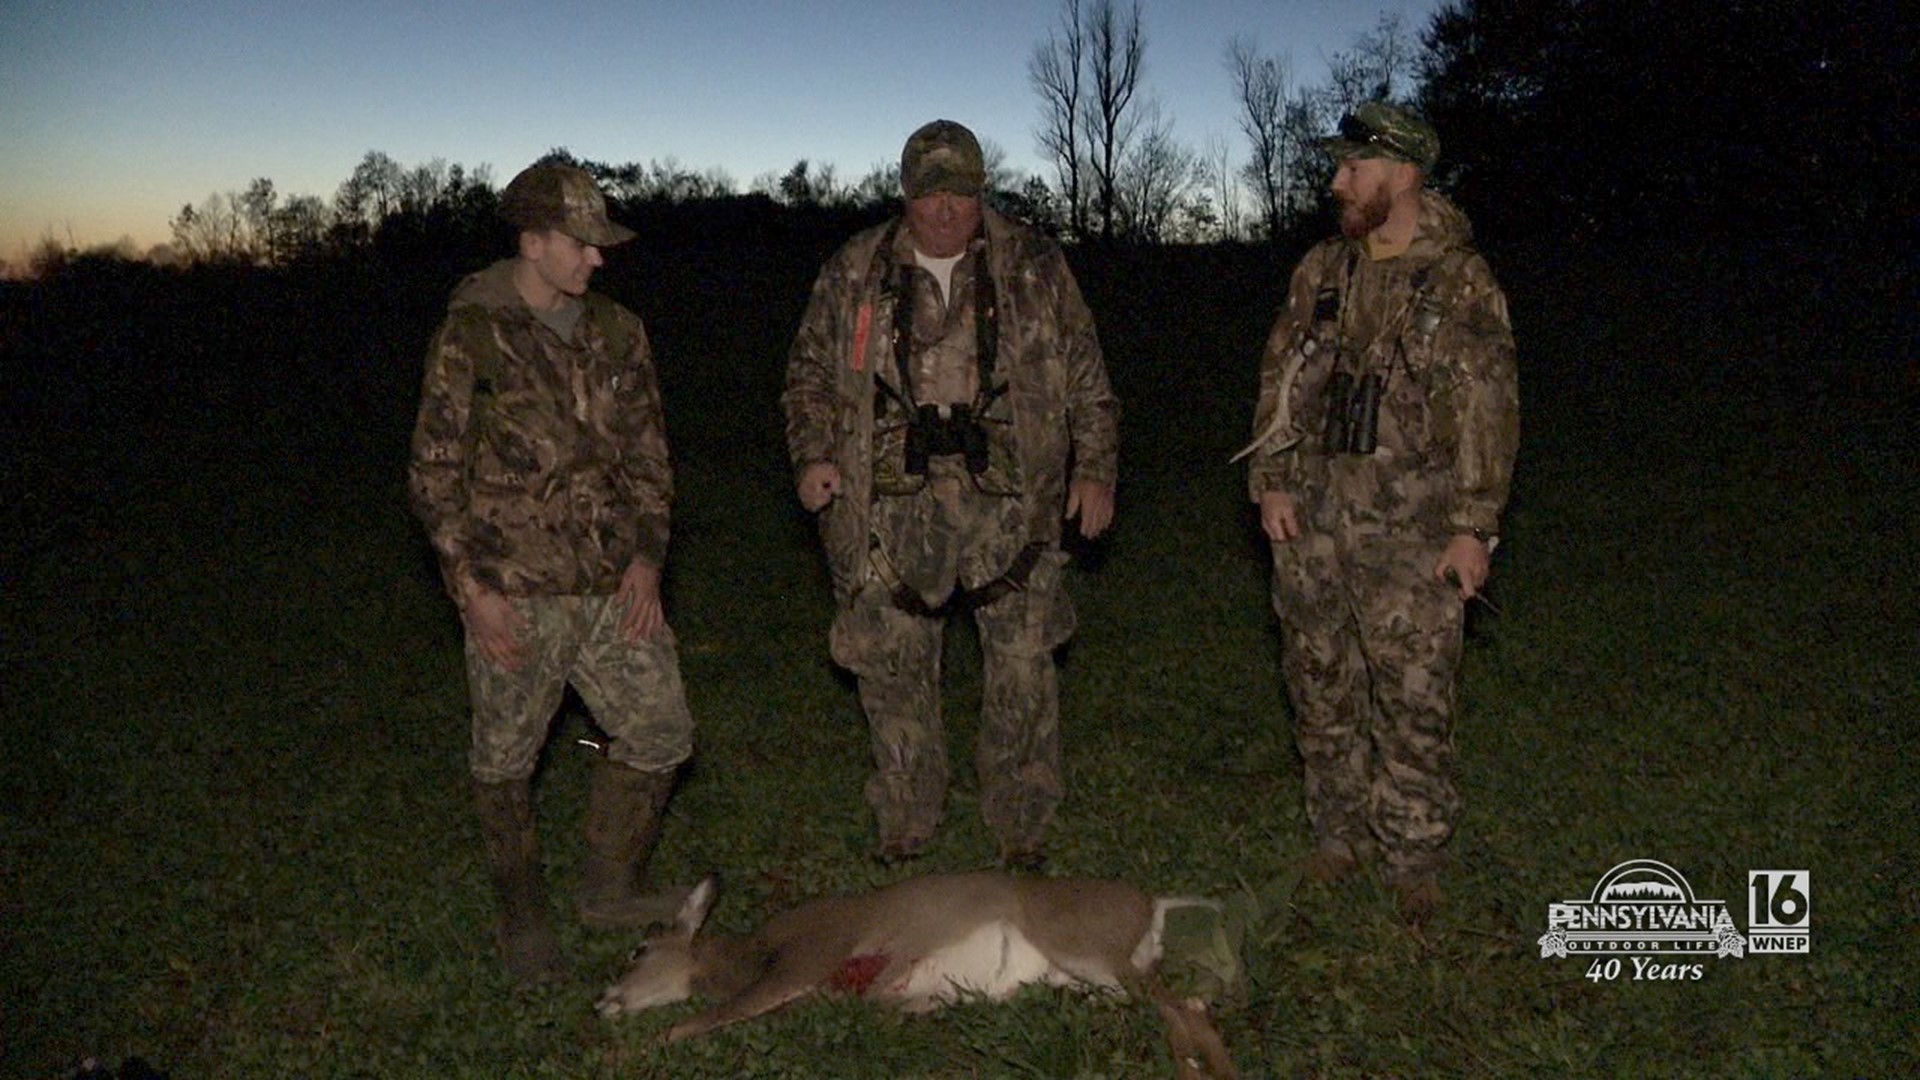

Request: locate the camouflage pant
(465, 594), (694, 783)
(831, 467), (1075, 850)
(1270, 527), (1463, 878)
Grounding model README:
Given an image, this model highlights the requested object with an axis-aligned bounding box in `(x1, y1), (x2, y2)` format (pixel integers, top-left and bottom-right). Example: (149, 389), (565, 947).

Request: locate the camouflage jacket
(1246, 190), (1518, 538)
(784, 207), (1119, 597)
(408, 259), (673, 600)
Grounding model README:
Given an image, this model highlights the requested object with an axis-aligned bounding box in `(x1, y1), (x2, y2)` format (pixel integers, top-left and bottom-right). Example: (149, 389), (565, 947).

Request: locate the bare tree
(746, 170), (783, 199)
(1321, 51), (1374, 125)
(1028, 0), (1151, 241)
(84, 236), (142, 263)
(169, 193), (240, 262)
(271, 195), (330, 261)
(628, 158), (735, 202)
(849, 161), (901, 209)
(331, 150), (404, 244)
(172, 183), (309, 264)
(238, 177), (278, 262)
(1002, 174), (1065, 233)
(1275, 9), (1417, 232)
(1359, 12), (1417, 102)
(1115, 103), (1198, 242)
(331, 178), (370, 243)
(698, 166), (737, 199)
(399, 159), (452, 215)
(1174, 191), (1219, 244)
(27, 232), (71, 278)
(348, 151), (404, 221)
(1322, 11), (1418, 117)
(1085, 0), (1146, 241)
(1226, 36), (1292, 239)
(775, 160), (851, 207)
(776, 161), (814, 205)
(599, 158), (728, 203)
(1281, 87), (1334, 226)
(980, 137), (1021, 195)
(1029, 0), (1088, 237)
(1202, 134), (1245, 241)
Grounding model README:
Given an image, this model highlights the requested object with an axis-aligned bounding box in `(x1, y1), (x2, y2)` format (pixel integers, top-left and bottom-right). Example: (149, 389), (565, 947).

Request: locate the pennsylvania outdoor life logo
(1538, 860), (1811, 982)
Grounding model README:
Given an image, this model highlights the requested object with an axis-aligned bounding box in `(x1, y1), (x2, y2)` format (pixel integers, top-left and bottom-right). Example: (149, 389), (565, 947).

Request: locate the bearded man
(1239, 102), (1519, 923)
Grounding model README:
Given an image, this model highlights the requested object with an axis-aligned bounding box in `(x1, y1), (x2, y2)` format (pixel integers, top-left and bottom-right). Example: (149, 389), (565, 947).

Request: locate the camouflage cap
(901, 120), (985, 199)
(1321, 101), (1439, 172)
(499, 164), (636, 247)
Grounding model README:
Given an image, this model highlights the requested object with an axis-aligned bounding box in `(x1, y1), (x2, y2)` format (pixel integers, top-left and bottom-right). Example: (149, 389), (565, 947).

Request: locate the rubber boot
(1301, 836), (1372, 885)
(1386, 851), (1448, 928)
(1392, 870), (1444, 927)
(472, 778), (569, 984)
(577, 760), (683, 929)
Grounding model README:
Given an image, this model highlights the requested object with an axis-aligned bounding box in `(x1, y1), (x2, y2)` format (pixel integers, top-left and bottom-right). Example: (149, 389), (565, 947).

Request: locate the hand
(1433, 533), (1492, 600)
(797, 462), (842, 511)
(462, 580), (530, 671)
(1259, 490), (1300, 543)
(1065, 480), (1115, 539)
(617, 559), (667, 643)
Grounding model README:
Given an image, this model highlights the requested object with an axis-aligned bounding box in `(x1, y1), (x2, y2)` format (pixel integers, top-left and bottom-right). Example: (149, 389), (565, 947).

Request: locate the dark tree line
(13, 0), (1898, 280)
(1223, 12), (1419, 243)
(1416, 0), (1910, 242)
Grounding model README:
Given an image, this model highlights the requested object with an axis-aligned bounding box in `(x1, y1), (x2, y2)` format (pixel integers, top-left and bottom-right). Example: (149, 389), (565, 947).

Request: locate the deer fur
(596, 871), (1236, 1078)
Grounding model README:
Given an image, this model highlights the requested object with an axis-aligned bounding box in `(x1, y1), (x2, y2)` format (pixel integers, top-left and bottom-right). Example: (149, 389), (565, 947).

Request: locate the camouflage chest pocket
(1293, 301), (1345, 439)
(969, 387), (1025, 498)
(466, 372), (560, 494)
(1397, 282), (1450, 382)
(869, 400), (927, 497)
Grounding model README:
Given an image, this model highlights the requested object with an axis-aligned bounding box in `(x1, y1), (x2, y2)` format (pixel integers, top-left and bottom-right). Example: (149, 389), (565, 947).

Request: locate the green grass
(2, 238), (1914, 1078)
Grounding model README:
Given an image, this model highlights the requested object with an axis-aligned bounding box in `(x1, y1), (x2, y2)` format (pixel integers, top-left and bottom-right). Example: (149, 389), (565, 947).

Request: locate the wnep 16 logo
(1747, 869), (1812, 953)
(1537, 861), (1811, 982)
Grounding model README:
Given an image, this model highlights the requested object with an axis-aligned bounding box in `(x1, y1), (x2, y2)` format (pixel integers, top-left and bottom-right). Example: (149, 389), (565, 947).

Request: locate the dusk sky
(1, 0), (1442, 262)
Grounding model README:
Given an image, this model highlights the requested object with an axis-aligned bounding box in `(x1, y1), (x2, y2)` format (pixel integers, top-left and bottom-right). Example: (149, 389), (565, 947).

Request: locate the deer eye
(626, 942), (650, 963)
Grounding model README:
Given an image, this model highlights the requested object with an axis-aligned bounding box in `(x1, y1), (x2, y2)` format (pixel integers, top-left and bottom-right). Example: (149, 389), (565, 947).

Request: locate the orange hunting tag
(851, 304), (872, 372)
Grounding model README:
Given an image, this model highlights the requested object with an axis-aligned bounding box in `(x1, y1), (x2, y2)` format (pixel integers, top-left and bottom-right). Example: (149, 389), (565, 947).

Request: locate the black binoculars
(905, 403), (991, 476)
(1323, 371), (1384, 455)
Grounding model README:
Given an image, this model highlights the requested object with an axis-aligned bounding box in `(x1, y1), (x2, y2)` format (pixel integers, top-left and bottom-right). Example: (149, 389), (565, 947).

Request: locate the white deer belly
(881, 920), (1070, 1009)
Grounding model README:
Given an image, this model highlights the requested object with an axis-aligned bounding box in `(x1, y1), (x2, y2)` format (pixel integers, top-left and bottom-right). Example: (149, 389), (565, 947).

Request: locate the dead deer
(596, 870), (1237, 1078)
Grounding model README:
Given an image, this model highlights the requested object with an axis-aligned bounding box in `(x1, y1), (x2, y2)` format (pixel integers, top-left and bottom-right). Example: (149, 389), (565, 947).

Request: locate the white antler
(1228, 343), (1311, 463)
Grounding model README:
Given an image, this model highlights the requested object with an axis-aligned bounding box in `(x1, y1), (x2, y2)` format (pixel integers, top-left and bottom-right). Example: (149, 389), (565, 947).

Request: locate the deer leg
(1126, 973), (1238, 1080)
(662, 969), (822, 1043)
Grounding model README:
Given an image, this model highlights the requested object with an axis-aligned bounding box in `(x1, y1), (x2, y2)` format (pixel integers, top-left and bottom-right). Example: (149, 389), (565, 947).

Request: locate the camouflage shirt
(408, 259), (673, 600)
(1246, 190), (1518, 538)
(784, 208), (1119, 597)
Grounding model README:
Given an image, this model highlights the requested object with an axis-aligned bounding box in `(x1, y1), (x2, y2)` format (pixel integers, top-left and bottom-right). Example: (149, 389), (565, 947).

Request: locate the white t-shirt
(913, 249), (965, 307)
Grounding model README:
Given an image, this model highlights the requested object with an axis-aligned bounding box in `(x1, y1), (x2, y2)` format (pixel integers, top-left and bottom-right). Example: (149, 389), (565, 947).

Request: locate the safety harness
(855, 220), (1046, 616)
(865, 221), (1005, 421)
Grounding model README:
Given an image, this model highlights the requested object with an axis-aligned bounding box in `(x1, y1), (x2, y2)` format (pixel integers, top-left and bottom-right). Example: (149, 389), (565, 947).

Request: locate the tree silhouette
(1418, 0), (1909, 240)
(1030, 0), (1090, 238)
(1029, 0), (1150, 241)
(1225, 36), (1290, 239)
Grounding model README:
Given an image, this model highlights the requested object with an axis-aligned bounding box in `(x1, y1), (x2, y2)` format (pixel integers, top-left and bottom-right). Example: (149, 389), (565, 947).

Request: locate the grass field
(2, 233), (1914, 1078)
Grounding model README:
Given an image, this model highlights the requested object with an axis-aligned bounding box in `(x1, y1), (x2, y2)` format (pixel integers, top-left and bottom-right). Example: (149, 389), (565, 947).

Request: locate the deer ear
(678, 874), (721, 935)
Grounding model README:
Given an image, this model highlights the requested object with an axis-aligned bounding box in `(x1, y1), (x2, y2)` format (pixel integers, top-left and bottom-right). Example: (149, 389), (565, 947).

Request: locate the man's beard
(1339, 187), (1392, 239)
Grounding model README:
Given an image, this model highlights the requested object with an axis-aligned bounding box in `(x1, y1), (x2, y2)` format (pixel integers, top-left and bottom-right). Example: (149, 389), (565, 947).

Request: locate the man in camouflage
(784, 120), (1119, 868)
(1239, 103), (1519, 923)
(408, 164), (694, 982)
